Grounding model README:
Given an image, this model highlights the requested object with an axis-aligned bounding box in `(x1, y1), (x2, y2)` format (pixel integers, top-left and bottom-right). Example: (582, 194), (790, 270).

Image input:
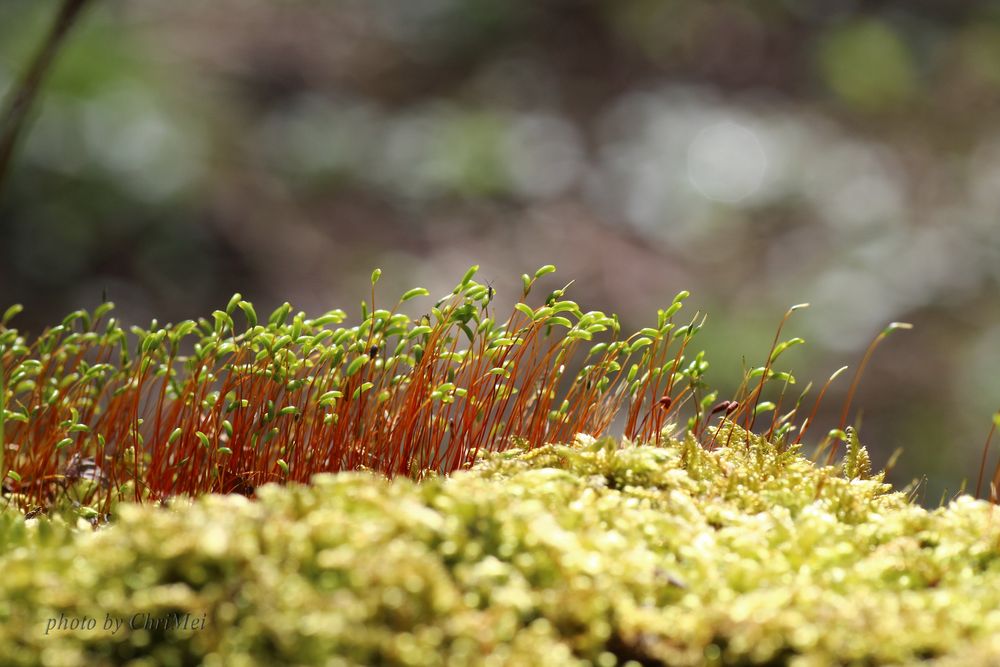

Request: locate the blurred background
(2, 0), (999, 501)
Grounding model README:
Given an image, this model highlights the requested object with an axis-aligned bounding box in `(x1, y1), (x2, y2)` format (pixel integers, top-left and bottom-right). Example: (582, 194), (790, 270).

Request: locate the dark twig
(0, 0), (94, 196)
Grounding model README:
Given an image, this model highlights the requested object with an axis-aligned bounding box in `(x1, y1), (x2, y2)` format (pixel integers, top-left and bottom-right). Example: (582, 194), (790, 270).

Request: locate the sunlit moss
(2, 424), (1000, 665)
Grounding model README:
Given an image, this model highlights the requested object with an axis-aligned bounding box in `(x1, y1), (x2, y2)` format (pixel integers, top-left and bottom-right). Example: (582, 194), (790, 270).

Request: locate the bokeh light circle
(687, 121), (767, 203)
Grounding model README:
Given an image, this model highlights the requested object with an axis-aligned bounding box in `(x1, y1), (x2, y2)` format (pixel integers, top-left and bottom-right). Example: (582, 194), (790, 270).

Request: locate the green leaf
(465, 285), (488, 300)
(212, 311), (234, 337)
(515, 303), (534, 319)
(345, 356), (368, 377)
(770, 337), (806, 363)
(352, 382), (374, 399)
(268, 303), (293, 327)
(534, 265), (556, 279)
(406, 326), (433, 340)
(318, 390), (343, 406)
(626, 364), (639, 383)
(1, 304), (23, 326)
(459, 265), (480, 288)
(772, 371), (796, 385)
(238, 301), (258, 328)
(312, 310), (347, 327)
(532, 307), (554, 322)
(226, 293), (243, 315)
(754, 401), (776, 416)
(883, 321), (913, 336)
(93, 301), (115, 322)
(3, 410), (29, 424)
(401, 287), (430, 302)
(629, 337), (653, 353)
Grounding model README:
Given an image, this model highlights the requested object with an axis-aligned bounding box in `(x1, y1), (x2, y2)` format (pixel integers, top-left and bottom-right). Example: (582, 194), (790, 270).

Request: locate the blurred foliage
(819, 20), (917, 111)
(2, 0), (1000, 499)
(4, 429), (1000, 665)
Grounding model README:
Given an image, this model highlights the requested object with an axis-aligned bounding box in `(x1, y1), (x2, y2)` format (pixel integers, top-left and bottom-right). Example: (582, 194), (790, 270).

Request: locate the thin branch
(0, 0), (94, 196)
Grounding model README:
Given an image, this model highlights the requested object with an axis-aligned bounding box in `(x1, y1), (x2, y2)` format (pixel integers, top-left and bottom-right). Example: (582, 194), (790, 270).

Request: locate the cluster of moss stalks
(0, 266), (721, 512)
(3, 421), (1000, 666)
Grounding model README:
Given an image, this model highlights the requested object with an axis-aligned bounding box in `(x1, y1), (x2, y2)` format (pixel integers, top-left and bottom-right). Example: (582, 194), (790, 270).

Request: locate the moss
(2, 423), (1000, 666)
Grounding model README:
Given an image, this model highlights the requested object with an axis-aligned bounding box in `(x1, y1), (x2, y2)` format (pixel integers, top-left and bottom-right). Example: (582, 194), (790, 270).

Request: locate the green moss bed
(3, 423), (999, 666)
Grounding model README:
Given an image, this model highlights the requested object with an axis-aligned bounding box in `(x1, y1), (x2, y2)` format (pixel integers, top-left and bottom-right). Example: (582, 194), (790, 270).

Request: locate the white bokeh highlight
(687, 120), (768, 204)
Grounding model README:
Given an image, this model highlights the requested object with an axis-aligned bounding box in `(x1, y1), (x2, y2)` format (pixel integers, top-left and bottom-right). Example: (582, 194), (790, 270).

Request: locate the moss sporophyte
(4, 266), (1000, 665)
(0, 264), (997, 518)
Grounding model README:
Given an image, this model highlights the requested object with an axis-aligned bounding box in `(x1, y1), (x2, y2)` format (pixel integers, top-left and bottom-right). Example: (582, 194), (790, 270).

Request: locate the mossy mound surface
(2, 424), (999, 666)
